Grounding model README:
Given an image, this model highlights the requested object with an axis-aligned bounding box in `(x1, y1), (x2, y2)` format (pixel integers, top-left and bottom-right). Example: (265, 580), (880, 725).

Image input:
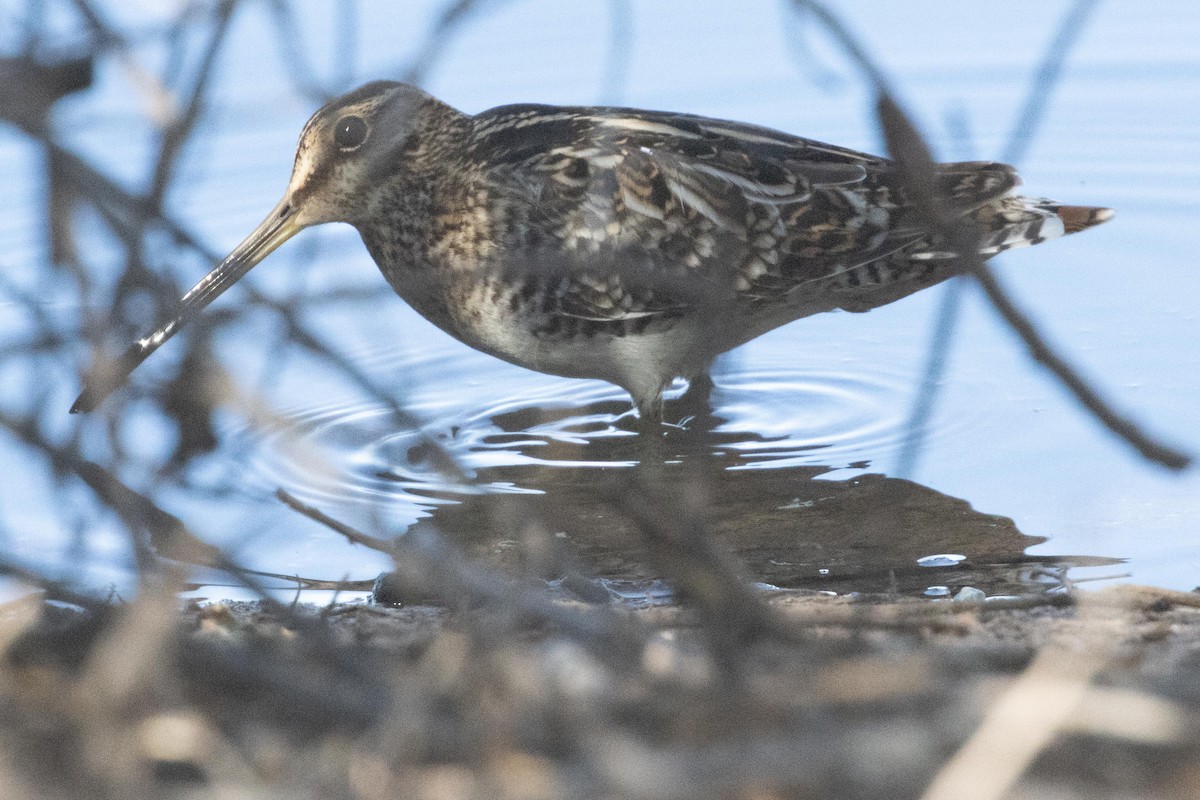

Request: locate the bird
(72, 81), (1113, 420)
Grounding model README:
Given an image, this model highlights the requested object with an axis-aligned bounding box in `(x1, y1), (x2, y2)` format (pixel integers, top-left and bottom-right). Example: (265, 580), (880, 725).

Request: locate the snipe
(73, 81), (1112, 418)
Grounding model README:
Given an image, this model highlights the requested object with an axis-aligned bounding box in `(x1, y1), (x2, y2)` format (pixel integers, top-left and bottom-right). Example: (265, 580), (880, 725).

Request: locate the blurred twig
(898, 0), (1105, 478)
(1002, 0), (1101, 166)
(895, 277), (963, 479)
(615, 464), (778, 646)
(972, 267), (1188, 469)
(276, 488), (392, 552)
(401, 0), (501, 86)
(146, 0), (238, 207)
(600, 0), (633, 104)
(921, 603), (1119, 800)
(276, 487), (647, 661)
(787, 0), (1191, 471)
(265, 0), (361, 102)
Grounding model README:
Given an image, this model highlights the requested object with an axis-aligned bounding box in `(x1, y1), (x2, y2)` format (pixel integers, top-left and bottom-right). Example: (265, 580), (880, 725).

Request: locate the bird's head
(72, 81), (457, 413)
(285, 81), (449, 226)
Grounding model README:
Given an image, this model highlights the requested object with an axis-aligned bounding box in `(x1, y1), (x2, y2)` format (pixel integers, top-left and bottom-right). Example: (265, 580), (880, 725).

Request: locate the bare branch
(971, 266), (1190, 469)
(1002, 0), (1103, 166)
(787, 0), (1192, 471)
(275, 488), (394, 553)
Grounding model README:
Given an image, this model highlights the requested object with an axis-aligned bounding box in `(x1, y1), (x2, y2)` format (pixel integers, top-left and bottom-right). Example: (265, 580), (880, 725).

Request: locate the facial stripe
(288, 91), (398, 197)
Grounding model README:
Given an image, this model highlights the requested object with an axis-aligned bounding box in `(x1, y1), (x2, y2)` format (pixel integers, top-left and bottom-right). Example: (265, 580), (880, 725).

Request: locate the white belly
(450, 293), (709, 411)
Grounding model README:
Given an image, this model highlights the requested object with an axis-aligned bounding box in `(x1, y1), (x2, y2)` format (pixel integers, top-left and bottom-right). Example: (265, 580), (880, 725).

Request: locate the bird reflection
(381, 387), (1116, 599)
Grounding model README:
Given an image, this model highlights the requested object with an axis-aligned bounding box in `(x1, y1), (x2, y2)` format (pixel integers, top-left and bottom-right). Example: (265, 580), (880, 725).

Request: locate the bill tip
(70, 392), (90, 414)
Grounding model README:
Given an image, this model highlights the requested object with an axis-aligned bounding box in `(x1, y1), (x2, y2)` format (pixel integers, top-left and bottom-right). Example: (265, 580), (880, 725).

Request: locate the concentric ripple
(235, 339), (974, 520)
(709, 367), (932, 468)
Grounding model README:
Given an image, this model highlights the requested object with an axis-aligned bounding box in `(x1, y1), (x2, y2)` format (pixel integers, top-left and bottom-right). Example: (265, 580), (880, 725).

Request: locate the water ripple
(708, 367), (929, 468)
(236, 343), (969, 515)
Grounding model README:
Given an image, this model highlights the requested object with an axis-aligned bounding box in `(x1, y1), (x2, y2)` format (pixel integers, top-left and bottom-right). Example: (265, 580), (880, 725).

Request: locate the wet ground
(6, 580), (1200, 799)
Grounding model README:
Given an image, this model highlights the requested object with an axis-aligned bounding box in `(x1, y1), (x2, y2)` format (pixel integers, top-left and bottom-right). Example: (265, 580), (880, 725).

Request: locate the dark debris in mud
(4, 582), (1200, 800)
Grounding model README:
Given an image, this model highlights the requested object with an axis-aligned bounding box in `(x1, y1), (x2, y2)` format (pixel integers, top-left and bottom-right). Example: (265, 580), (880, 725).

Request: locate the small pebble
(917, 554), (966, 568)
(953, 586), (987, 603)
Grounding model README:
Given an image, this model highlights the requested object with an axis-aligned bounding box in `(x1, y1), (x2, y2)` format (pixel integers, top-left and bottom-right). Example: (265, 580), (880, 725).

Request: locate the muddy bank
(3, 583), (1200, 799)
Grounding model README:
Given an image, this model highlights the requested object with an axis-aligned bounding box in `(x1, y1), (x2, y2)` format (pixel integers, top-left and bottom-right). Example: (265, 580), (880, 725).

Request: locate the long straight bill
(71, 198), (302, 413)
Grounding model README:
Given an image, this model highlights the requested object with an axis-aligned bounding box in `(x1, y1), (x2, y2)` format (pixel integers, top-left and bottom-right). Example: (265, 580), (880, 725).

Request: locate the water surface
(0, 0), (1196, 600)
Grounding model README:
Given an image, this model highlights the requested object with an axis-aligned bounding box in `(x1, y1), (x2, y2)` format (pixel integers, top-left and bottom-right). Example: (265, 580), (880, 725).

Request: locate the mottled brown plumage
(73, 81), (1113, 417)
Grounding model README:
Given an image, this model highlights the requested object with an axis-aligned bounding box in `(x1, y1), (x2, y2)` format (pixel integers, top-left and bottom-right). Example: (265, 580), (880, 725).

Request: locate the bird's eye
(333, 115), (368, 150)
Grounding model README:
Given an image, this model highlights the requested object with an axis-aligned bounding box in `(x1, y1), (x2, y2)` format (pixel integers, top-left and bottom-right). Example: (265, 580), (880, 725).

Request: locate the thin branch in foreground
(971, 266), (1190, 470)
(920, 610), (1121, 800)
(897, 0), (1102, 479)
(1002, 0), (1103, 166)
(600, 0), (633, 104)
(275, 488), (393, 553)
(789, 0), (1192, 472)
(895, 277), (964, 479)
(401, 0), (501, 87)
(877, 93), (1191, 471)
(146, 0), (238, 207)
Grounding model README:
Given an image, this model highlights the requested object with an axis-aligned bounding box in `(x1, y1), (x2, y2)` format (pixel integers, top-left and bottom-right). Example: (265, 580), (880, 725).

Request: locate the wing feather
(470, 105), (1020, 325)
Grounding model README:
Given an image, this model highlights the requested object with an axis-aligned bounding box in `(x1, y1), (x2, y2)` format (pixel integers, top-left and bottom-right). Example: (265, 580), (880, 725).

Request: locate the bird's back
(414, 101), (1113, 409)
(463, 104), (1108, 327)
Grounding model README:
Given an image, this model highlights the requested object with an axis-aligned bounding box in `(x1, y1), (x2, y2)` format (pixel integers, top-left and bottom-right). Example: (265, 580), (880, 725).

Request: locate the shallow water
(1, 0), (1197, 601)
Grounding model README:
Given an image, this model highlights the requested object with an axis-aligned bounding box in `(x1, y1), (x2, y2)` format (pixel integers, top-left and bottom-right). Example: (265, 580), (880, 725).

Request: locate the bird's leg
(671, 373), (716, 423)
(660, 372), (724, 439)
(632, 397), (671, 472)
(633, 393), (667, 436)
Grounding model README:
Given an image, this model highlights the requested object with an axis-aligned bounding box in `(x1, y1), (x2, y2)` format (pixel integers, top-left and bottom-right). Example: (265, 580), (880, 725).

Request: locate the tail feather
(969, 196), (1113, 256)
(927, 160), (1113, 255)
(828, 188), (1113, 313)
(1054, 204), (1115, 234)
